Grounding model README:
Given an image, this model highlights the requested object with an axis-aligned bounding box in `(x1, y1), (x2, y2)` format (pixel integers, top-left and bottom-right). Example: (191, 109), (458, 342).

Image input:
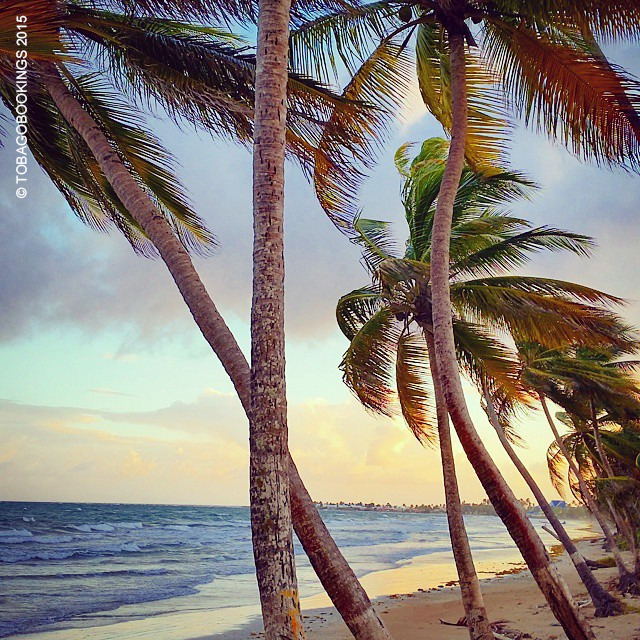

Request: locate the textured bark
(428, 27), (594, 640)
(539, 394), (638, 593)
(425, 331), (493, 640)
(483, 385), (622, 617)
(289, 460), (393, 640)
(250, 0), (304, 635)
(42, 64), (390, 640)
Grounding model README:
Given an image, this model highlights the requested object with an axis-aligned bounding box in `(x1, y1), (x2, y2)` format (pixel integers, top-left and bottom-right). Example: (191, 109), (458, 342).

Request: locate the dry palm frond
(483, 19), (640, 169)
(396, 330), (436, 445)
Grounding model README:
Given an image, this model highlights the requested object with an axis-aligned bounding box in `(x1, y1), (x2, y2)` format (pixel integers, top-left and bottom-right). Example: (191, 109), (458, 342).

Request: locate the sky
(1, 40), (639, 507)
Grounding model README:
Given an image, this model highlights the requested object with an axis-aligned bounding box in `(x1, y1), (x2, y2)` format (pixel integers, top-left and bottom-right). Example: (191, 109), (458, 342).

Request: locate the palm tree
(481, 382), (623, 616)
(1, 4), (393, 638)
(249, 0), (304, 635)
(517, 342), (640, 594)
(567, 348), (640, 548)
(548, 418), (640, 578)
(292, 6), (640, 636)
(336, 138), (625, 637)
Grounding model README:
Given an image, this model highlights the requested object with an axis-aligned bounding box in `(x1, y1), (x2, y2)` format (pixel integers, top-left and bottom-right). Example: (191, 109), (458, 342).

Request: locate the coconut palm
(1, 3), (396, 638)
(548, 419), (640, 576)
(293, 5), (640, 634)
(249, 0), (305, 634)
(517, 342), (640, 593)
(557, 347), (640, 547)
(336, 138), (627, 637)
(481, 382), (624, 616)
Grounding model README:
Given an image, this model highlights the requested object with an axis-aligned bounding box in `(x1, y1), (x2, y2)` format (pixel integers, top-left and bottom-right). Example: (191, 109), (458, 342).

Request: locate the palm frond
(64, 71), (214, 254)
(401, 140), (536, 260)
(313, 38), (414, 231)
(396, 330), (436, 445)
(452, 225), (594, 278)
(452, 277), (630, 348)
(452, 319), (522, 398)
(483, 18), (640, 170)
(83, 0), (258, 24)
(394, 141), (416, 178)
(336, 287), (382, 340)
(485, 383), (530, 447)
(352, 216), (400, 271)
(68, 3), (366, 175)
(289, 0), (397, 84)
(494, 1), (640, 42)
(415, 23), (511, 171)
(547, 438), (571, 497)
(340, 307), (402, 416)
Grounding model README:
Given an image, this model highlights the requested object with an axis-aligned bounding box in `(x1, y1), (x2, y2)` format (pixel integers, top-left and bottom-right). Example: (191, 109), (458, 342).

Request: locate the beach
(208, 536), (640, 640)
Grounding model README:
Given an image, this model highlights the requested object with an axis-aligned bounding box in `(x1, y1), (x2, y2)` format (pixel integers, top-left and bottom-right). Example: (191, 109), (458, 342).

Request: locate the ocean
(0, 501), (585, 639)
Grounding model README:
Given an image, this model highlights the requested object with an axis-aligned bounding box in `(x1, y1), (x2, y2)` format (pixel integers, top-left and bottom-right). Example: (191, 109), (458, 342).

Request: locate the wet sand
(201, 535), (640, 640)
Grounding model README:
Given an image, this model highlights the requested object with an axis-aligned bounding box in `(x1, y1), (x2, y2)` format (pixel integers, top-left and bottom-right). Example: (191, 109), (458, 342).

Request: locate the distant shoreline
(315, 501), (590, 519)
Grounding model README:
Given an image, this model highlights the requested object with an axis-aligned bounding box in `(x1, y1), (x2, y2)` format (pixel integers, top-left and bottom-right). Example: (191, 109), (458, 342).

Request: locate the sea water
(0, 501), (584, 638)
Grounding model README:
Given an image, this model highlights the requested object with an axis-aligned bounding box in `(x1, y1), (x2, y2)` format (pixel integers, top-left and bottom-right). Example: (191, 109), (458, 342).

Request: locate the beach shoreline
(293, 535), (639, 640)
(192, 529), (640, 640)
(14, 520), (638, 640)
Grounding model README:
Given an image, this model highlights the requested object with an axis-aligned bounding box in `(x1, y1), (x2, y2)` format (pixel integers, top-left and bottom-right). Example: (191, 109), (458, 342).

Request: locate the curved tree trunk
(589, 400), (634, 547)
(539, 394), (638, 593)
(482, 385), (621, 617)
(590, 399), (616, 479)
(428, 25), (594, 640)
(41, 64), (392, 640)
(425, 331), (494, 640)
(250, 0), (305, 636)
(288, 460), (392, 640)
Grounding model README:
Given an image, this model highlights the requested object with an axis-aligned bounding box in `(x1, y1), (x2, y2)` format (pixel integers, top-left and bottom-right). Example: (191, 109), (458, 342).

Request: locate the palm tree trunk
(41, 63), (392, 640)
(424, 331), (493, 640)
(250, 1), (304, 636)
(482, 385), (621, 617)
(428, 25), (594, 640)
(288, 460), (393, 640)
(589, 399), (616, 479)
(589, 400), (634, 547)
(539, 394), (639, 593)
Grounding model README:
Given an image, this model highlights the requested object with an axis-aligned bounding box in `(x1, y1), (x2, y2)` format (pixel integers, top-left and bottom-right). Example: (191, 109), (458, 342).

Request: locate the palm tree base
(618, 570), (640, 596)
(593, 591), (624, 617)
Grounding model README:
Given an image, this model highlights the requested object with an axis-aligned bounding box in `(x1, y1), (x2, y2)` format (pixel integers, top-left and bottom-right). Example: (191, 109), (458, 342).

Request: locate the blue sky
(0, 37), (639, 506)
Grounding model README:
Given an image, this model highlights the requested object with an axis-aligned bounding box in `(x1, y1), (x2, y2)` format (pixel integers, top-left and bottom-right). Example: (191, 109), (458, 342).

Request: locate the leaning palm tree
(1, 3), (396, 638)
(292, 6), (640, 636)
(336, 138), (626, 637)
(548, 419), (640, 575)
(481, 382), (623, 616)
(517, 342), (640, 594)
(561, 347), (640, 547)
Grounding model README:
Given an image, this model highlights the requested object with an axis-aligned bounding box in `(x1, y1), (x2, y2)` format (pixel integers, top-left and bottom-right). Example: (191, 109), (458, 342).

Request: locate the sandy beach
(303, 538), (640, 640)
(200, 534), (640, 640)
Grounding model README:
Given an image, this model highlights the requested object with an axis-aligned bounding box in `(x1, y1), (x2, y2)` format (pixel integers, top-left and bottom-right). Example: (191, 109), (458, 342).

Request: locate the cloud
(89, 388), (133, 397)
(0, 391), (565, 506)
(0, 129), (371, 349)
